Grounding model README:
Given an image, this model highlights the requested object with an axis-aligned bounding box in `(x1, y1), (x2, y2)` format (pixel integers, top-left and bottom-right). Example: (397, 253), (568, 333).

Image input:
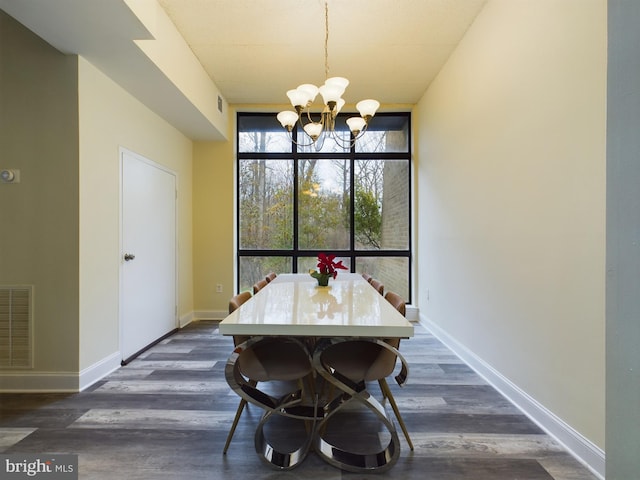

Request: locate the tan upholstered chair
(253, 278), (268, 294)
(315, 291), (414, 451)
(223, 291), (313, 457)
(228, 291), (252, 346)
(229, 291), (251, 312)
(384, 291), (405, 316)
(225, 336), (314, 468)
(370, 278), (384, 295)
(380, 291), (412, 449)
(265, 272), (277, 283)
(361, 272), (372, 283)
(223, 291), (253, 453)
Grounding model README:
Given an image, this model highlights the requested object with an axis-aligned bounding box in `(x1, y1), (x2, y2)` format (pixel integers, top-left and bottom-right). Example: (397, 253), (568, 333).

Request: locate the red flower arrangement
(310, 253), (348, 286)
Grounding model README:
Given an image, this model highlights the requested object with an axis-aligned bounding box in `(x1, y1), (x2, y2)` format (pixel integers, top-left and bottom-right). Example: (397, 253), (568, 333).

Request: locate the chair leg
(378, 378), (414, 451)
(223, 399), (248, 454)
(223, 379), (257, 454)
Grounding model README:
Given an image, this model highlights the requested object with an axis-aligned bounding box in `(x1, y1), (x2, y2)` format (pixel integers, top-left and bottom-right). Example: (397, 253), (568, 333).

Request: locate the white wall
(78, 57), (194, 381)
(414, 0), (606, 469)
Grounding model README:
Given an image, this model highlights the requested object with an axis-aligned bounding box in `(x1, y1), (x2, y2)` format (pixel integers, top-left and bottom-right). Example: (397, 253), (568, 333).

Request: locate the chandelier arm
(280, 112), (319, 148)
(303, 108), (325, 127)
(286, 127), (318, 148)
(325, 128), (358, 149)
(356, 122), (371, 139)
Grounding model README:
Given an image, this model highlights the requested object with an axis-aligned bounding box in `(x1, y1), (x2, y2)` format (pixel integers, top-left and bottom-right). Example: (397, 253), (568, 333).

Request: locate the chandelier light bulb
(324, 77), (349, 91)
(277, 110), (299, 130)
(287, 89), (309, 109)
(296, 84), (319, 104)
(356, 99), (380, 121)
(303, 122), (323, 140)
(346, 116), (367, 135)
(318, 83), (344, 108)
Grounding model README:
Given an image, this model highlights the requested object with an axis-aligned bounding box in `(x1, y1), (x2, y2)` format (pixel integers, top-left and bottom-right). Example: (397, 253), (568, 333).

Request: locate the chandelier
(276, 1), (380, 148)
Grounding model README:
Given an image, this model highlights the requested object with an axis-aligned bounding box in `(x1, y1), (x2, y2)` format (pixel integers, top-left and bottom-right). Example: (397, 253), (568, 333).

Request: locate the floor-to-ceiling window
(237, 112), (412, 301)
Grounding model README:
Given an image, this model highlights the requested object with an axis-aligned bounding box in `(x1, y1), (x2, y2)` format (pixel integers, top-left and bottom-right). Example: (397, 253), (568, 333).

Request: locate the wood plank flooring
(0, 321), (599, 479)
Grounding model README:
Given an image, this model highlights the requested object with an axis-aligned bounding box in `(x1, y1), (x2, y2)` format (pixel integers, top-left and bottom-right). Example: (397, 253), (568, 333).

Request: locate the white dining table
(219, 273), (414, 339)
(220, 272), (414, 473)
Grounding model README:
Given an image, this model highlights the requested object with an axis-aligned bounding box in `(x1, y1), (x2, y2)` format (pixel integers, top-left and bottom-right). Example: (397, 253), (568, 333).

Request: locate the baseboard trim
(179, 311), (195, 328)
(0, 351), (122, 393)
(79, 351), (121, 391)
(421, 315), (605, 480)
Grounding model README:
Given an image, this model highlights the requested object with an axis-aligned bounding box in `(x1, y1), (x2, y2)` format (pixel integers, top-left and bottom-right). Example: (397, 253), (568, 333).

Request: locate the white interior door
(121, 149), (177, 362)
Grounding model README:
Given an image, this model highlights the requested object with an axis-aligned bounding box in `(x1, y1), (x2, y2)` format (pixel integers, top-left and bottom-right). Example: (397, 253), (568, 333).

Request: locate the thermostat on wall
(1, 169), (20, 183)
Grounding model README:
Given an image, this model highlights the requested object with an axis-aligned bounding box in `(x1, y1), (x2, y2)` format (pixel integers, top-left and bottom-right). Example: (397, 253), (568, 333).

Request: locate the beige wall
(0, 11), (80, 381)
(127, 0), (229, 141)
(78, 57), (194, 371)
(1, 7), (202, 389)
(192, 129), (236, 315)
(415, 0), (606, 450)
(0, 11), (196, 388)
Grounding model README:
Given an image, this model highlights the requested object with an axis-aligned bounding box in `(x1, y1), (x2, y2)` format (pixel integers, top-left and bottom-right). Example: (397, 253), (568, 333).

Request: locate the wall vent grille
(0, 286), (33, 368)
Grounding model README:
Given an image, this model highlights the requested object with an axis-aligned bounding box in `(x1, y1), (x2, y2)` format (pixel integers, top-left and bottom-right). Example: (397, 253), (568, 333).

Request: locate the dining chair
(384, 290), (405, 316)
(223, 291), (315, 460)
(313, 291), (414, 454)
(225, 336), (316, 467)
(370, 278), (384, 295)
(361, 272), (372, 283)
(223, 291), (254, 453)
(381, 291), (413, 450)
(312, 333), (412, 471)
(253, 278), (268, 294)
(265, 272), (277, 283)
(228, 291), (252, 346)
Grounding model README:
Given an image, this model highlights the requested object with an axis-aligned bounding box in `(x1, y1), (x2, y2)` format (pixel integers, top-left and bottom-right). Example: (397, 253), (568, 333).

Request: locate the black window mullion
(349, 141), (356, 272)
(292, 153), (299, 273)
(237, 112), (412, 302)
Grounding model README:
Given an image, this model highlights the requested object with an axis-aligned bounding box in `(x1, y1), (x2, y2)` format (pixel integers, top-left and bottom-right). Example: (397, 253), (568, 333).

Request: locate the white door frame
(119, 147), (178, 362)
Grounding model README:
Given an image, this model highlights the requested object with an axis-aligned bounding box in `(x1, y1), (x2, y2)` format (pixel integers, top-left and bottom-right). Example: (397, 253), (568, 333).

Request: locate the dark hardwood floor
(0, 321), (598, 479)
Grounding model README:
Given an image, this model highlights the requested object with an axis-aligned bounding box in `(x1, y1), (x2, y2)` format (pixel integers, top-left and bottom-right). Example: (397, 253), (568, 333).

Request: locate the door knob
(124, 253), (136, 261)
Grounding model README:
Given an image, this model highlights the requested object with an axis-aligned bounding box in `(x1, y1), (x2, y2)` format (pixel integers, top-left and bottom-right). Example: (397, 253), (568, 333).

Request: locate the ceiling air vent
(0, 286), (33, 368)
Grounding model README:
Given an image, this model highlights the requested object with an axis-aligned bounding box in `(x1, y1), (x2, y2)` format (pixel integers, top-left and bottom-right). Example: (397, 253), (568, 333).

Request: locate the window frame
(236, 111), (412, 302)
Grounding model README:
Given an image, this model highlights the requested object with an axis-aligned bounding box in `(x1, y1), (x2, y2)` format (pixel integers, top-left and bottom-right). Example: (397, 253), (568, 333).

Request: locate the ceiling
(0, 0), (487, 138)
(157, 0), (488, 105)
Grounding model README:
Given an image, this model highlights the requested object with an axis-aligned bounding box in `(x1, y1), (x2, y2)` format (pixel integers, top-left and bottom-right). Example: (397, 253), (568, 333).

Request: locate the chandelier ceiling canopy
(276, 1), (380, 148)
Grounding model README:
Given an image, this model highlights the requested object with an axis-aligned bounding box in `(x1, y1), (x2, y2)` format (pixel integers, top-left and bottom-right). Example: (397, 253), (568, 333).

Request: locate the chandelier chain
(324, 1), (329, 80)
